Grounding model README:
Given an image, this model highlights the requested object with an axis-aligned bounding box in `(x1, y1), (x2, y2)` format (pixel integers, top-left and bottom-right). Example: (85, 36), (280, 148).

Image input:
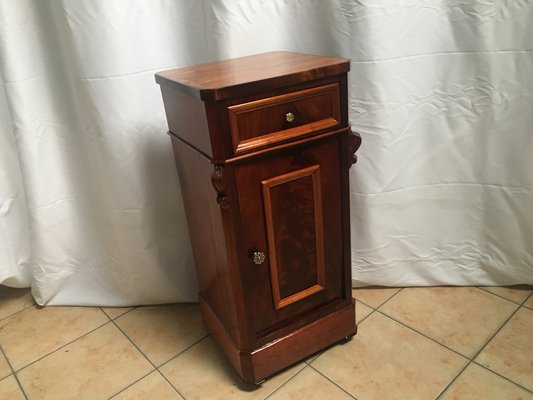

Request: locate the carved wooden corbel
(211, 164), (230, 209)
(348, 130), (362, 166)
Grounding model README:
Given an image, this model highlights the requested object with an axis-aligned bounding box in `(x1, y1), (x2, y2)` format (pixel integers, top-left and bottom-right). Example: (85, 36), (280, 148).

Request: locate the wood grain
(170, 135), (245, 347)
(201, 293), (356, 384)
(228, 83), (340, 154)
(155, 51), (349, 101)
(233, 137), (346, 343)
(156, 51), (360, 385)
(261, 165), (326, 310)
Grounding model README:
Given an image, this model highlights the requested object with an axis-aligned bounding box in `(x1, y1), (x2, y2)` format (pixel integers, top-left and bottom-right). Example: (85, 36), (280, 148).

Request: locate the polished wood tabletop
(155, 51), (350, 101)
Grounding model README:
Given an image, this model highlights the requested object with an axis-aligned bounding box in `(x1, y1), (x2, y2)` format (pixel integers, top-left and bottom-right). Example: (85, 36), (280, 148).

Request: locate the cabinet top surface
(155, 51), (350, 101)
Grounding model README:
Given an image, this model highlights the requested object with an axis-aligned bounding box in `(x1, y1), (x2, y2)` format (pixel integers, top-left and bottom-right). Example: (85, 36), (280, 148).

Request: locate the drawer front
(228, 83), (340, 154)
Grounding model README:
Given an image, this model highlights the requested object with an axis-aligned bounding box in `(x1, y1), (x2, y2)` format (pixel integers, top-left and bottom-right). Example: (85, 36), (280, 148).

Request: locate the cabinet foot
(339, 335), (353, 344)
(234, 376), (266, 391)
(201, 298), (356, 384)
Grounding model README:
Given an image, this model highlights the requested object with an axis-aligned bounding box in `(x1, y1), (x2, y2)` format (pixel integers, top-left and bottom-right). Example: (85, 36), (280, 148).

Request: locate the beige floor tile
(440, 363), (533, 400)
(0, 305), (108, 370)
(0, 350), (11, 380)
(312, 312), (467, 400)
(101, 307), (134, 320)
(475, 307), (533, 391)
(160, 336), (306, 400)
(0, 375), (25, 400)
(352, 287), (400, 308)
(115, 303), (208, 366)
(17, 323), (153, 400)
(268, 366), (353, 400)
(480, 286), (532, 304)
(0, 286), (34, 321)
(523, 295), (533, 310)
(356, 301), (373, 323)
(380, 287), (517, 357)
(112, 371), (184, 400)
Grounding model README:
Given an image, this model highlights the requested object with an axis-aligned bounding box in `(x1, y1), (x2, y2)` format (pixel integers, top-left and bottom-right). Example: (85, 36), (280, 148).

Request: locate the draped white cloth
(1, 1), (532, 305)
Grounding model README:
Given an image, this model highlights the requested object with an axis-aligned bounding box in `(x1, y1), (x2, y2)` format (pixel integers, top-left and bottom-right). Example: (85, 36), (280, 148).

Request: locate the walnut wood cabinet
(155, 51), (361, 384)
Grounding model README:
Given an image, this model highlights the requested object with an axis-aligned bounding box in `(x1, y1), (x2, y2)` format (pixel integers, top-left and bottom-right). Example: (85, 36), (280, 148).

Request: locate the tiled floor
(0, 285), (532, 400)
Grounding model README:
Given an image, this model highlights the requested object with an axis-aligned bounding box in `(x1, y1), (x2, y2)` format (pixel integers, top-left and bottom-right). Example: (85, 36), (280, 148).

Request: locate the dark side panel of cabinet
(170, 135), (245, 346)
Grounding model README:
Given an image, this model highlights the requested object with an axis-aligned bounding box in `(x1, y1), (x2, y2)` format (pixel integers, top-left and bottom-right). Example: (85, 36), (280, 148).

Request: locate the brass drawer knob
(285, 112), (295, 123)
(252, 251), (266, 265)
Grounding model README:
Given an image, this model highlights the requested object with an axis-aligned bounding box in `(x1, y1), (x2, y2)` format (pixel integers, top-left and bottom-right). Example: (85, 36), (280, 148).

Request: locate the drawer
(227, 83), (340, 154)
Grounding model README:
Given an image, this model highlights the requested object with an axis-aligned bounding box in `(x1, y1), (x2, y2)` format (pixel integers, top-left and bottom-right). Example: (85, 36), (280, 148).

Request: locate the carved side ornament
(348, 131), (362, 166)
(211, 164), (230, 209)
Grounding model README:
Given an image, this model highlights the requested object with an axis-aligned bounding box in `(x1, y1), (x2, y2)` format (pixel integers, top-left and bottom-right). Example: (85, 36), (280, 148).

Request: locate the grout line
(354, 289), (481, 399)
(352, 287), (403, 311)
(0, 308), (27, 324)
(0, 345), (29, 400)
(373, 295), (530, 398)
(353, 298), (375, 309)
(309, 364), (359, 400)
(106, 317), (200, 400)
(467, 305), (533, 394)
(306, 307), (376, 367)
(11, 319), (112, 373)
(263, 364), (311, 399)
(374, 309), (470, 361)
(154, 334), (211, 400)
(156, 332), (211, 370)
(468, 304), (522, 362)
(154, 368), (188, 400)
(359, 288), (533, 398)
(373, 288), (522, 364)
(355, 307), (377, 325)
(522, 292), (533, 309)
(99, 306), (137, 321)
(106, 369), (156, 400)
(105, 312), (208, 400)
(3, 287), (529, 400)
(476, 286), (532, 305)
(470, 359), (533, 395)
(109, 319), (159, 369)
(377, 287), (404, 308)
(0, 344), (14, 378)
(436, 355), (533, 398)
(434, 360), (472, 400)
(0, 298), (36, 324)
(260, 361), (314, 399)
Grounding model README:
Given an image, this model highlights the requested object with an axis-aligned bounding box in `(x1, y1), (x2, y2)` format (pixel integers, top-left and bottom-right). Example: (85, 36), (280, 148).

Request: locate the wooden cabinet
(156, 51), (361, 384)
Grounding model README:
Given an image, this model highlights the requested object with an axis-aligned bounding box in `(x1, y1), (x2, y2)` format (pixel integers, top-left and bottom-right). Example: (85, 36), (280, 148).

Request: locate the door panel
(262, 165), (326, 309)
(234, 137), (343, 340)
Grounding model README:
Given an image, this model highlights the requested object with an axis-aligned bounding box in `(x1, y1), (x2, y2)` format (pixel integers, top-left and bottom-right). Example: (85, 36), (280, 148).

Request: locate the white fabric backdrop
(1, 0), (532, 306)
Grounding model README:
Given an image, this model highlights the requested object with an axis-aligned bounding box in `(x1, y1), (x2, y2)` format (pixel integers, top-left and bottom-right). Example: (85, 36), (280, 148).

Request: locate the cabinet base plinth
(200, 298), (357, 385)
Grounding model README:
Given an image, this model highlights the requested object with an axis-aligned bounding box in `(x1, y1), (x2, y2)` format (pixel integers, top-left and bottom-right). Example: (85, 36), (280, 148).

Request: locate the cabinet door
(234, 137), (347, 341)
